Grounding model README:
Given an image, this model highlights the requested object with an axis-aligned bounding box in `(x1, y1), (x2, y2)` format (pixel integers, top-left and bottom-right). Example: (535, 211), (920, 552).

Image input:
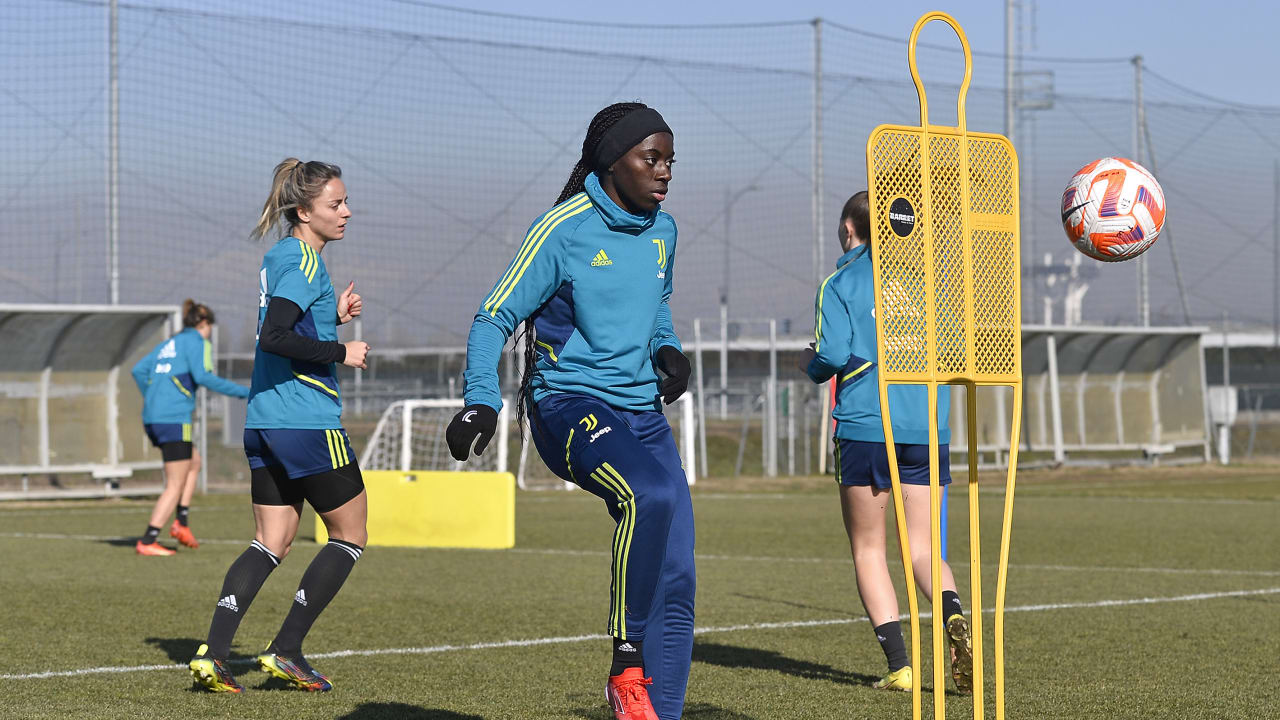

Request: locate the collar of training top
(838, 245), (869, 268)
(585, 172), (658, 232)
(590, 107), (672, 172)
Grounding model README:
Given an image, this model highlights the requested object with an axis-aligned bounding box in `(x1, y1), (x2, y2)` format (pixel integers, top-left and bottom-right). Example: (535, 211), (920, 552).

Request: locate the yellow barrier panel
(316, 470), (515, 549)
(866, 11), (1022, 720)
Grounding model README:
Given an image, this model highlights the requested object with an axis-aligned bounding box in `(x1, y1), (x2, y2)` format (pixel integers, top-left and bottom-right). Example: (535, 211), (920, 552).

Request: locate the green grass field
(1, 465), (1277, 719)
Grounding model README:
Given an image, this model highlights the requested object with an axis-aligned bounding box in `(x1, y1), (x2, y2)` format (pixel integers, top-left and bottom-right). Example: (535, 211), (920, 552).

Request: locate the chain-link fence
(7, 1), (1280, 351)
(9, 1), (1280, 489)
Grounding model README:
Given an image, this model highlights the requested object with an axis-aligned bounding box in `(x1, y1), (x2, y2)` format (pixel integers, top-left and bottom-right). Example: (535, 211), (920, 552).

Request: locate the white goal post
(360, 398), (510, 474)
(361, 394), (696, 491)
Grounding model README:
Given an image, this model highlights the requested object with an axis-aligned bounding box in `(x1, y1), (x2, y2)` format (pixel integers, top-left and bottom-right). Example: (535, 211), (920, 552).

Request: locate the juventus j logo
(652, 238), (667, 278)
(579, 414), (598, 431)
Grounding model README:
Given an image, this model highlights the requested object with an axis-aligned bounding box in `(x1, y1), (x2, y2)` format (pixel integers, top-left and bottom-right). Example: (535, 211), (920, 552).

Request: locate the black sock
(942, 590), (964, 621)
(141, 525), (160, 544)
(270, 539), (363, 657)
(874, 621), (909, 672)
(204, 541), (280, 659)
(176, 505), (190, 527)
(610, 637), (644, 676)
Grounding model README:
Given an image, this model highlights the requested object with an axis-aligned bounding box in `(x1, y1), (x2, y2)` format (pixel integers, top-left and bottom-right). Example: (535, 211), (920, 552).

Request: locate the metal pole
(1274, 160), (1279, 346)
(787, 379), (796, 476)
(1046, 333), (1065, 464)
(1221, 312), (1231, 464)
(1133, 55), (1149, 326)
(199, 323), (214, 494)
(107, 0), (120, 304)
(812, 18), (824, 290)
(354, 317), (364, 416)
(1004, 0), (1015, 143)
(719, 296), (728, 420)
(694, 318), (709, 479)
(768, 319), (778, 476)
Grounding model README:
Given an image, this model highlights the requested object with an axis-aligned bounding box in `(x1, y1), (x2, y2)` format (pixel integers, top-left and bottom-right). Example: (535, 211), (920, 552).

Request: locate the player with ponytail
(447, 102), (693, 720)
(131, 300), (249, 555)
(189, 159), (370, 694)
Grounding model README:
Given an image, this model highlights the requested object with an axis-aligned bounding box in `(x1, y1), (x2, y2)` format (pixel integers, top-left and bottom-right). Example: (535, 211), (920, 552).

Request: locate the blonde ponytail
(251, 158), (342, 240)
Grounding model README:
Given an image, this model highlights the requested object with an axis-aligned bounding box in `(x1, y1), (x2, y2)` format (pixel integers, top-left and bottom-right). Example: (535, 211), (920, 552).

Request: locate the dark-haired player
(446, 103), (693, 720)
(131, 299), (248, 555)
(800, 191), (974, 693)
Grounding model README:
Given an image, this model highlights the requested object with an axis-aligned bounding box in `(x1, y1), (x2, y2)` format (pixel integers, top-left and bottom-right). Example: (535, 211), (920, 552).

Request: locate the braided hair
(515, 102), (649, 431)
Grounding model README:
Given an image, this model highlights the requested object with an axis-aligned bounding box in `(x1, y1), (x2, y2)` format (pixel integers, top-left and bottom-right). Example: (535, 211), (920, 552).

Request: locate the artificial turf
(0, 465), (1276, 719)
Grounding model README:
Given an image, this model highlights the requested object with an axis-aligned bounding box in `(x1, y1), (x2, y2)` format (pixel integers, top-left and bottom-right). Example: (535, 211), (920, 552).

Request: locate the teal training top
(463, 172), (681, 413)
(246, 237), (343, 430)
(804, 246), (950, 445)
(132, 327), (249, 424)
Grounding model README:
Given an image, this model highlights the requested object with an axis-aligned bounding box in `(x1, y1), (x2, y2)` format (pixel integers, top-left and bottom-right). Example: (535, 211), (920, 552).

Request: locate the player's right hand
(446, 405), (499, 461)
(342, 341), (370, 369)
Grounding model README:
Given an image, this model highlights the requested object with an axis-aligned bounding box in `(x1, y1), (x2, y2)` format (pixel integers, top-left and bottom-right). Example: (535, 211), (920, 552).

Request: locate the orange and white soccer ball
(1061, 157), (1166, 262)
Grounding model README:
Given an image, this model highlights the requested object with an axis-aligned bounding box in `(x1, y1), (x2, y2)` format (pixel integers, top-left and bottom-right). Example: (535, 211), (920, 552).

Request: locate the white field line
(0, 506), (245, 518)
(2, 532), (1278, 578)
(2, 587), (1275, 682)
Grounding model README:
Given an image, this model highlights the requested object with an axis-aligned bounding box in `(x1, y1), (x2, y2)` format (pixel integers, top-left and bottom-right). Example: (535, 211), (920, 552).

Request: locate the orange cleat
(135, 540), (176, 556)
(605, 667), (659, 720)
(170, 521), (199, 549)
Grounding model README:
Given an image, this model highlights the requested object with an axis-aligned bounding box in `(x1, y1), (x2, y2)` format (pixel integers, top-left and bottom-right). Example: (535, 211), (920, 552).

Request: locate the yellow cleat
(872, 666), (913, 692)
(189, 644), (244, 693)
(946, 614), (974, 693)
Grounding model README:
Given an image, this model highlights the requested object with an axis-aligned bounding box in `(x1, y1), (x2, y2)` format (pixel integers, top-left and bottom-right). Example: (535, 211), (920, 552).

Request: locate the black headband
(590, 107), (672, 171)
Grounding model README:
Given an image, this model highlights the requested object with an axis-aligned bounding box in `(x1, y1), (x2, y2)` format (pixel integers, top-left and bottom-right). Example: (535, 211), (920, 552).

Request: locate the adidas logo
(616, 642), (637, 653)
(590, 249), (613, 267)
(295, 589), (308, 606)
(217, 594), (239, 613)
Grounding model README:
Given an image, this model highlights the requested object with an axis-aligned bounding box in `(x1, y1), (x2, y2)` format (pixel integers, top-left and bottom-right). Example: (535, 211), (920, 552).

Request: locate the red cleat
(135, 540), (175, 556)
(606, 667), (659, 720)
(170, 520), (199, 549)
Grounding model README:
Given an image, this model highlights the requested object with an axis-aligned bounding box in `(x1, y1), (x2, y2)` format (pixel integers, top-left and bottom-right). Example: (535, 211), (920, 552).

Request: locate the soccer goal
(360, 398), (510, 474)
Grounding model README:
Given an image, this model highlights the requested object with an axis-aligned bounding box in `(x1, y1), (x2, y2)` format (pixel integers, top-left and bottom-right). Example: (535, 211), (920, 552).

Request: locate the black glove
(445, 404), (499, 461)
(655, 345), (691, 405)
(799, 343), (817, 374)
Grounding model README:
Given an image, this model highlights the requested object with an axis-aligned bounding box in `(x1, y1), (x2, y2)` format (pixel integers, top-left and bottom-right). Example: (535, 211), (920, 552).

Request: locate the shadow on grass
(693, 641), (880, 688)
(99, 537), (142, 547)
(336, 704), (484, 720)
(144, 637), (260, 667)
(730, 592), (849, 615)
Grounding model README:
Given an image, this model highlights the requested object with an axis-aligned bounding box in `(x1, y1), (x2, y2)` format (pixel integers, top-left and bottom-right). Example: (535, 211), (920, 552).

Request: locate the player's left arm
(649, 228), (688, 404)
(184, 335), (250, 398)
(650, 227), (681, 358)
(803, 276), (853, 383)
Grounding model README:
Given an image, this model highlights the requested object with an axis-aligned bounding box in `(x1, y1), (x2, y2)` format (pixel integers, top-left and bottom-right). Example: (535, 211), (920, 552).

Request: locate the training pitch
(1, 465), (1276, 719)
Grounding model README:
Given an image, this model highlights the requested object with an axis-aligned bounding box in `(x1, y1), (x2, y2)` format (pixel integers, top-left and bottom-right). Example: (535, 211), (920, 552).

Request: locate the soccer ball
(1060, 157), (1166, 262)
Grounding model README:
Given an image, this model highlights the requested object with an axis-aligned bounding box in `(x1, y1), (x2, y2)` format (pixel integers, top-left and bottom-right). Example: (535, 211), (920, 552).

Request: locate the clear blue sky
(442, 0), (1280, 107)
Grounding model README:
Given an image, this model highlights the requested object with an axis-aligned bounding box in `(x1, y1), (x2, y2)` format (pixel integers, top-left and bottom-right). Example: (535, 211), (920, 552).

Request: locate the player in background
(446, 103), (693, 720)
(189, 159), (369, 694)
(799, 191), (974, 693)
(131, 300), (249, 555)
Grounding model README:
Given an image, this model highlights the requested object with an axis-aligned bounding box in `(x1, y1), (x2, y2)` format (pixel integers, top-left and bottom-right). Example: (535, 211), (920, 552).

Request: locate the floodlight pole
(1133, 55), (1149, 326)
(1004, 0), (1015, 142)
(107, 0), (120, 305)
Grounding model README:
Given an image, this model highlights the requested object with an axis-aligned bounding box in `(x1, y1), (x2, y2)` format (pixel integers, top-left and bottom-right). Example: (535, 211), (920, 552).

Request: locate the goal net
(360, 399), (510, 474)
